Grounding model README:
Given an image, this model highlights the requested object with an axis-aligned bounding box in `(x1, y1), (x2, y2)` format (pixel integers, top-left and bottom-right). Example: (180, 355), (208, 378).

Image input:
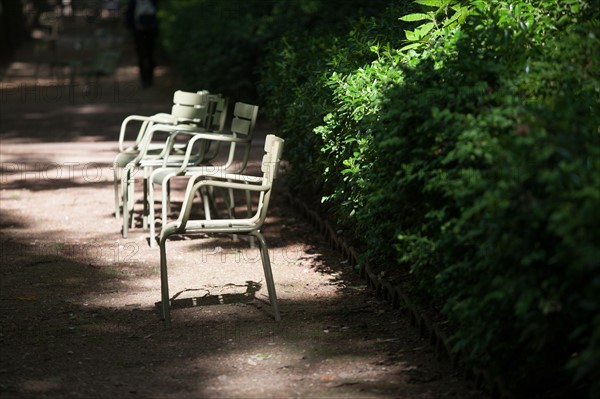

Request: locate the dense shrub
(259, 2), (416, 207)
(359, 1), (600, 396)
(261, 0), (599, 396)
(258, 30), (337, 186)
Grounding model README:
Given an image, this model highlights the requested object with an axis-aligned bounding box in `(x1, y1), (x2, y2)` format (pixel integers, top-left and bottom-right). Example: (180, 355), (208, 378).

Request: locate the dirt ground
(0, 11), (487, 399)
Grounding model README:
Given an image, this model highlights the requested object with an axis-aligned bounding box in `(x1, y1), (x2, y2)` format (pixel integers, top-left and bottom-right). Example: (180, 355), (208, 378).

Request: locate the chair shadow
(159, 281), (262, 311)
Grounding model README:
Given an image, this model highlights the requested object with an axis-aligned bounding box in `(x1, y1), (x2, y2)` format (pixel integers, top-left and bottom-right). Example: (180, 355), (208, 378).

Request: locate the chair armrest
(177, 177), (270, 229)
(150, 113), (177, 124)
(118, 114), (152, 152)
(193, 179), (269, 192)
(118, 114), (203, 152)
(168, 130), (248, 144)
(158, 131), (249, 170)
(185, 170), (263, 183)
(133, 123), (202, 163)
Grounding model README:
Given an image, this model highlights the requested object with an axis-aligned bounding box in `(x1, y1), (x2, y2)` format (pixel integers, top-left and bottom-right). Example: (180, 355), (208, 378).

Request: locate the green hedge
(259, 2), (416, 206)
(363, 3), (600, 396)
(260, 0), (600, 396)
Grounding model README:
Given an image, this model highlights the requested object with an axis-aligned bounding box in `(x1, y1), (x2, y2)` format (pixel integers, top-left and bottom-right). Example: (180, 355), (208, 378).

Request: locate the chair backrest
(256, 135), (284, 225)
(225, 102), (259, 173)
(127, 90), (208, 152)
(170, 90), (208, 122)
(204, 94), (229, 132)
(262, 134), (284, 183)
(231, 102), (259, 137)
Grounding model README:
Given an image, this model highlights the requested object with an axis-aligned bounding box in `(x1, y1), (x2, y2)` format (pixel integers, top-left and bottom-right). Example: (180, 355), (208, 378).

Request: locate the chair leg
(245, 189), (252, 218)
(129, 174), (135, 229)
(226, 187), (239, 242)
(149, 181), (156, 248)
(113, 165), (120, 218)
(161, 179), (170, 230)
(121, 168), (129, 238)
(226, 187), (236, 219)
(142, 167), (149, 229)
(246, 189), (256, 248)
(201, 187), (212, 220)
(166, 179), (171, 217)
(159, 235), (171, 327)
(207, 186), (219, 218)
(251, 231), (281, 321)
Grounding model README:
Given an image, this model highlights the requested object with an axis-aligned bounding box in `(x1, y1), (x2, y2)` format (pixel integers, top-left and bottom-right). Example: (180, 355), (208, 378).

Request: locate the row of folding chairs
(112, 90), (284, 325)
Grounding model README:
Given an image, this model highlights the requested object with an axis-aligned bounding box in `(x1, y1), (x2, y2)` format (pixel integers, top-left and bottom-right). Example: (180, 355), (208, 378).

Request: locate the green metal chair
(146, 102), (259, 247)
(113, 90), (209, 219)
(158, 134), (284, 326)
(119, 95), (230, 238)
(137, 94), (229, 171)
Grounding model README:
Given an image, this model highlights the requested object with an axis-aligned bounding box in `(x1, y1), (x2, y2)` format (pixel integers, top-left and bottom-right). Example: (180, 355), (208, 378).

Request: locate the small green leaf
(400, 13), (432, 22)
(399, 42), (423, 52)
(414, 0), (443, 7)
(404, 30), (419, 41)
(417, 22), (436, 36)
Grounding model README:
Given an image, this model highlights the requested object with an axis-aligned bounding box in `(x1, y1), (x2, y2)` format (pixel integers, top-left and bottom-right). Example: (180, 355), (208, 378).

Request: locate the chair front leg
(245, 188), (256, 248)
(128, 172), (135, 229)
(159, 235), (172, 327)
(251, 230), (281, 321)
(201, 187), (212, 220)
(165, 179), (171, 218)
(121, 168), (130, 238)
(142, 166), (150, 229)
(113, 164), (120, 218)
(226, 187), (236, 219)
(207, 186), (219, 218)
(148, 180), (156, 248)
(225, 185), (239, 242)
(161, 179), (170, 229)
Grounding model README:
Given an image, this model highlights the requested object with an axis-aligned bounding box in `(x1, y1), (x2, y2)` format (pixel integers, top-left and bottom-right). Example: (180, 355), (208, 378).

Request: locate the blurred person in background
(125, 0), (158, 88)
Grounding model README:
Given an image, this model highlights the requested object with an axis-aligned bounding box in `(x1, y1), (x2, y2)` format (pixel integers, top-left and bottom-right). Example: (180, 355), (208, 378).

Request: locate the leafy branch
(399, 0), (474, 52)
